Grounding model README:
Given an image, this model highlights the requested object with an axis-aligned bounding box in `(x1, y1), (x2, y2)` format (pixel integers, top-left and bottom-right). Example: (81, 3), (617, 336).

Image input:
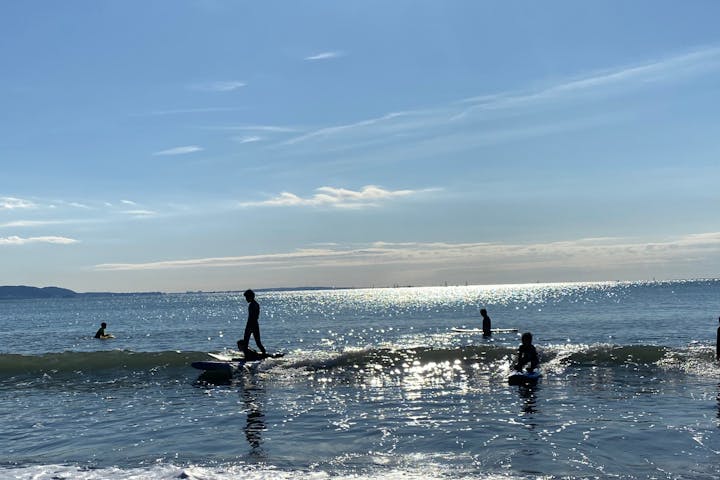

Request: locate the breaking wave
(0, 350), (208, 376)
(0, 343), (716, 379)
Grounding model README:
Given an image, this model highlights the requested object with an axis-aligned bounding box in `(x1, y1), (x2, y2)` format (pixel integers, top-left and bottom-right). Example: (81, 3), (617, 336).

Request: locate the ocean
(1, 280), (719, 479)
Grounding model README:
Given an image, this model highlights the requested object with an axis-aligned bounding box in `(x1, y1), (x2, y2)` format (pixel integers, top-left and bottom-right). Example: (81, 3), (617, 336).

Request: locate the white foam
(1, 463), (528, 480)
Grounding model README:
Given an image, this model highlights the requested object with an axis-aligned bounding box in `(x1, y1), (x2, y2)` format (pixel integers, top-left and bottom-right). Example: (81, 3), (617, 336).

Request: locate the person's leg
(243, 324), (252, 346)
(252, 326), (266, 355)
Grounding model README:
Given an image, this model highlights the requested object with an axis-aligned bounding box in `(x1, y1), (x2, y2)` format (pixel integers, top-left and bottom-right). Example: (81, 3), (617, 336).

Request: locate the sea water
(1, 280), (719, 479)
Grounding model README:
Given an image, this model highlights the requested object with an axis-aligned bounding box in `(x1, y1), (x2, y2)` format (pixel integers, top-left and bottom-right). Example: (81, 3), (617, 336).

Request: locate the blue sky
(2, 1), (720, 292)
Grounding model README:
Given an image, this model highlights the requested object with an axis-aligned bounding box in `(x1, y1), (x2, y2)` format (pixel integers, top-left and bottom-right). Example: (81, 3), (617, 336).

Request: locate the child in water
(94, 322), (112, 339)
(514, 332), (540, 373)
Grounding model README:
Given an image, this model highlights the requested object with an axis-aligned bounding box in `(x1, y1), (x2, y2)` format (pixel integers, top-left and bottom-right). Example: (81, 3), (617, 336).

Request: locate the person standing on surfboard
(238, 289), (267, 357)
(480, 308), (492, 337)
(514, 332), (540, 373)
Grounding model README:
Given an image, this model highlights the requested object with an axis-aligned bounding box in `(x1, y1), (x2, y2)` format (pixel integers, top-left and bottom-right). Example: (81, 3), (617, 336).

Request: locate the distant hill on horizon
(0, 285), (347, 299)
(0, 285), (78, 299)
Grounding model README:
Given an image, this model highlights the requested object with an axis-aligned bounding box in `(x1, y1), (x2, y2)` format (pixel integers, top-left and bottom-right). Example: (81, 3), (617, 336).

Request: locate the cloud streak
(239, 185), (429, 209)
(0, 219), (83, 229)
(1, 197), (36, 210)
(200, 125), (298, 133)
(190, 81), (246, 92)
(153, 145), (204, 156)
(139, 107), (244, 116)
(121, 210), (157, 218)
(279, 45), (720, 154)
(305, 51), (344, 61)
(0, 235), (78, 246)
(92, 232), (720, 273)
(233, 135), (263, 144)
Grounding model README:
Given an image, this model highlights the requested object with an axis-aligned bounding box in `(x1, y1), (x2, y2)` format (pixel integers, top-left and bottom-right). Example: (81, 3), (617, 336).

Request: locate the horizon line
(3, 277), (718, 295)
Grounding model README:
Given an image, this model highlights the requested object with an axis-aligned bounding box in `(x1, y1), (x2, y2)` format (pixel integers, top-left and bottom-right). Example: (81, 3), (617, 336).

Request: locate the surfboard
(208, 352), (234, 362)
(451, 328), (519, 334)
(507, 370), (542, 385)
(208, 351), (286, 362)
(193, 351), (285, 372)
(191, 360), (247, 372)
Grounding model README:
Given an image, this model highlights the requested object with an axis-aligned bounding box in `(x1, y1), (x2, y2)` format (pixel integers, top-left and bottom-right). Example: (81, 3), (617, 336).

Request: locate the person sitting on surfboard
(240, 289), (267, 356)
(514, 332), (540, 373)
(94, 322), (112, 339)
(480, 308), (492, 336)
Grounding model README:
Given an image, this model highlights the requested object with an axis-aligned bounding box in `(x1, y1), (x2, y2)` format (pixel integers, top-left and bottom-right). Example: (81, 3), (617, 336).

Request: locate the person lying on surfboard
(514, 332), (540, 373)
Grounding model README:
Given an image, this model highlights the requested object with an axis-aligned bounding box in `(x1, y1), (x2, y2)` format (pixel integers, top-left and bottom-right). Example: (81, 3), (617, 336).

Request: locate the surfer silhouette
(480, 308), (492, 336)
(514, 332), (540, 372)
(716, 316), (719, 361)
(239, 289), (267, 356)
(94, 322), (111, 339)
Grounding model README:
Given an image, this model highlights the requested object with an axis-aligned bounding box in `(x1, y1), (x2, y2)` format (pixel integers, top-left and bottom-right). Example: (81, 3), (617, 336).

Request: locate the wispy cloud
(239, 185), (431, 209)
(138, 107), (243, 116)
(190, 81), (247, 92)
(0, 219), (83, 229)
(279, 45), (720, 154)
(200, 124), (298, 144)
(281, 111), (422, 146)
(198, 124), (299, 134)
(66, 202), (91, 209)
(121, 209), (157, 218)
(460, 45), (720, 110)
(0, 235), (78, 246)
(305, 51), (344, 61)
(1, 197), (36, 210)
(153, 145), (204, 156)
(232, 135), (263, 144)
(92, 232), (720, 273)
(94, 249), (343, 271)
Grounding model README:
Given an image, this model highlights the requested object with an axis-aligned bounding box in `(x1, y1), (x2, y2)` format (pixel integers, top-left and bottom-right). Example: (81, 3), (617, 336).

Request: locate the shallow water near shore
(2, 280), (720, 479)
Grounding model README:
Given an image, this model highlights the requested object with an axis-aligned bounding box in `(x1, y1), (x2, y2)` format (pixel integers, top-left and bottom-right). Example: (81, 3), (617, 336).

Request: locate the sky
(2, 0), (720, 292)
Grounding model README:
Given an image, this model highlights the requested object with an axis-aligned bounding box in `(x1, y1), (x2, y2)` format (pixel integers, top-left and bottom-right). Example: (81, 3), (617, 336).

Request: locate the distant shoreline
(0, 285), (349, 300)
(0, 285), (163, 300)
(2, 278), (718, 299)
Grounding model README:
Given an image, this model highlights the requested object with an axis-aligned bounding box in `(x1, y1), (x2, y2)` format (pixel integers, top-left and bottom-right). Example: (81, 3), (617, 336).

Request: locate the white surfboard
(208, 352), (237, 362)
(451, 327), (519, 334)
